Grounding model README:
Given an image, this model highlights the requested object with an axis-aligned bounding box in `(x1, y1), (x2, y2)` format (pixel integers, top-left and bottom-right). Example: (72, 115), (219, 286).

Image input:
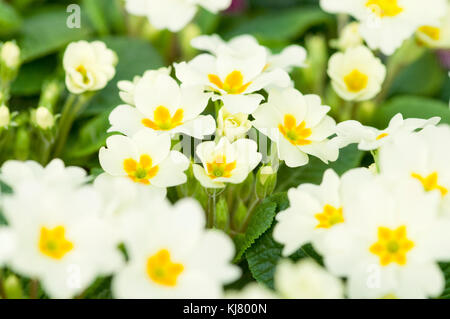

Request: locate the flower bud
(1, 41), (20, 69)
(214, 198), (229, 231)
(3, 274), (23, 299)
(331, 22), (363, 51)
(34, 106), (55, 130)
(217, 107), (252, 142)
(0, 104), (10, 128)
(256, 165), (277, 199)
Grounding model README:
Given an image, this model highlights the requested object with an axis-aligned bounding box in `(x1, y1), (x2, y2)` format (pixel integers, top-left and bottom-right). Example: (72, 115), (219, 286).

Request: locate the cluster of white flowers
(275, 122), (450, 298)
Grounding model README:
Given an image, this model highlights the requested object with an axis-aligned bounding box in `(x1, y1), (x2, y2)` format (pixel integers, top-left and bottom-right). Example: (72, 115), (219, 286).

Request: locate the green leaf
(0, 1), (22, 37)
(372, 95), (450, 129)
(224, 7), (334, 45)
(276, 144), (364, 192)
(246, 227), (306, 288)
(234, 192), (289, 262)
(11, 55), (57, 96)
(82, 0), (110, 35)
(18, 7), (93, 62)
(439, 263), (450, 299)
(389, 51), (446, 98)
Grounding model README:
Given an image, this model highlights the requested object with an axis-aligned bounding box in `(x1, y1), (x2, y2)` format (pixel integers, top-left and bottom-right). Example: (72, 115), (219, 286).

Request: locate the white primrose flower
(334, 113), (440, 151)
(124, 0), (232, 32)
(379, 124), (450, 216)
(216, 106), (252, 142)
(320, 0), (448, 55)
(193, 137), (262, 189)
(225, 283), (278, 299)
(275, 259), (344, 299)
(99, 130), (189, 189)
(320, 173), (450, 299)
(113, 198), (240, 298)
(175, 39), (291, 114)
(416, 4), (450, 49)
(93, 173), (166, 233)
(1, 182), (124, 299)
(191, 34), (307, 72)
(331, 22), (364, 51)
(117, 67), (172, 106)
(0, 159), (88, 192)
(274, 168), (372, 256)
(252, 88), (339, 168)
(109, 72), (215, 139)
(327, 46), (386, 101)
(63, 40), (117, 94)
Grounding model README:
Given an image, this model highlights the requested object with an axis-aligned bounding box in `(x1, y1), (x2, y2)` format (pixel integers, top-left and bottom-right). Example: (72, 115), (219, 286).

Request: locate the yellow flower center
(39, 226), (74, 260)
(411, 172), (448, 196)
(146, 249), (184, 287)
(206, 155), (237, 179)
(366, 0), (403, 18)
(75, 65), (90, 84)
(208, 70), (252, 94)
(418, 26), (441, 41)
(376, 132), (389, 140)
(315, 205), (345, 229)
(141, 106), (184, 131)
(343, 69), (368, 93)
(278, 114), (312, 146)
(123, 154), (159, 185)
(369, 226), (414, 266)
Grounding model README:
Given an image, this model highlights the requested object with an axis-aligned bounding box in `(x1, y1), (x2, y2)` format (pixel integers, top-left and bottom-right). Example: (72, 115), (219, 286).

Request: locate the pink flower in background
(226, 0), (247, 13)
(437, 50), (450, 70)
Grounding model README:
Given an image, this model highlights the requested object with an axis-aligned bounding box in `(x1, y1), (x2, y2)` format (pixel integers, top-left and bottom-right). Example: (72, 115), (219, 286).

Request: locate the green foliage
(11, 56), (57, 96)
(17, 7), (93, 62)
(439, 263), (450, 299)
(225, 7), (334, 45)
(389, 51), (446, 98)
(246, 227), (307, 289)
(372, 95), (450, 128)
(234, 193), (289, 262)
(0, 1), (22, 37)
(276, 144), (364, 192)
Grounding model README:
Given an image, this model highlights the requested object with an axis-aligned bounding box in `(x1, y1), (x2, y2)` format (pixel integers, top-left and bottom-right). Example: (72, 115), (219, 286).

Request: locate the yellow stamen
(369, 226), (414, 266)
(146, 249), (184, 287)
(76, 65), (90, 84)
(418, 26), (441, 41)
(343, 69), (368, 93)
(39, 226), (74, 260)
(206, 155), (237, 179)
(315, 205), (344, 229)
(411, 172), (448, 196)
(123, 154), (159, 185)
(366, 0), (403, 18)
(376, 133), (389, 140)
(208, 70), (252, 94)
(278, 114), (312, 146)
(142, 106), (184, 131)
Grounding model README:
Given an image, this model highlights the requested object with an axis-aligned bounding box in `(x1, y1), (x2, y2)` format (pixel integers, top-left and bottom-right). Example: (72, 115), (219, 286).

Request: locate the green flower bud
(232, 199), (248, 232)
(214, 198), (229, 231)
(256, 165), (277, 199)
(33, 106), (55, 130)
(3, 275), (23, 299)
(0, 41), (21, 82)
(0, 104), (10, 128)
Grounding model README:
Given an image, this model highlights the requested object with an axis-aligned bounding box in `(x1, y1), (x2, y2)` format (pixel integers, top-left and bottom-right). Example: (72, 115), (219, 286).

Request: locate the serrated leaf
(225, 7), (334, 45)
(276, 144), (364, 192)
(233, 192), (288, 262)
(372, 95), (450, 128)
(246, 227), (306, 288)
